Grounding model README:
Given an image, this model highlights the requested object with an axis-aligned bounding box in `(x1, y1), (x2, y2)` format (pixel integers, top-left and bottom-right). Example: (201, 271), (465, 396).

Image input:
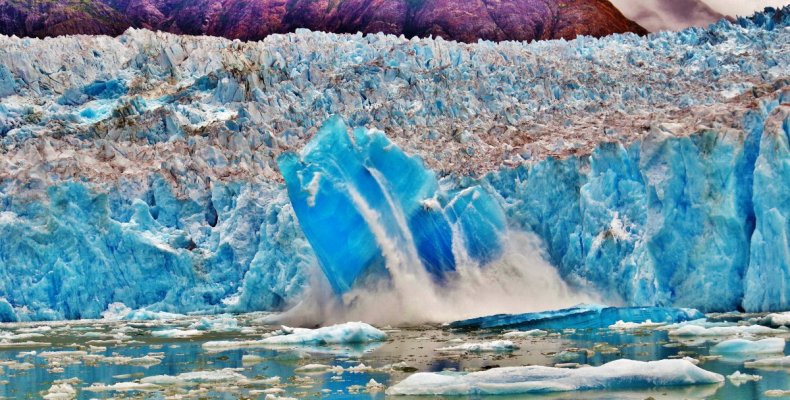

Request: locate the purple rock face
(0, 0), (645, 42)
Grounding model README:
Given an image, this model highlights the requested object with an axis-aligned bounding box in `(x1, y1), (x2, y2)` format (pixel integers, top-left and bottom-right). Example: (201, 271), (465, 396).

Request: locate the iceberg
(386, 359), (724, 395)
(279, 116), (505, 293)
(449, 305), (703, 331)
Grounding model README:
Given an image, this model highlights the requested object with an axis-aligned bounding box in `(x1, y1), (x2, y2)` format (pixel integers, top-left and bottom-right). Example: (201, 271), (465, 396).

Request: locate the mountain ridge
(0, 0), (647, 43)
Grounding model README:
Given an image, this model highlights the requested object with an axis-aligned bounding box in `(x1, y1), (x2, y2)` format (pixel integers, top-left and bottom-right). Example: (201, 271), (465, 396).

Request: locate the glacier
(0, 7), (788, 321)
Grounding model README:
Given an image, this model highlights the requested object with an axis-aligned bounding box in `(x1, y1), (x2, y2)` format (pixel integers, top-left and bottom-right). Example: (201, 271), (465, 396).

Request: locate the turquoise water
(1, 313), (789, 399)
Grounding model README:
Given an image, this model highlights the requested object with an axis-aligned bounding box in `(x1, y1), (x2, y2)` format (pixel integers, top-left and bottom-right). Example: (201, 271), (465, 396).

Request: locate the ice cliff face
(0, 8), (788, 321)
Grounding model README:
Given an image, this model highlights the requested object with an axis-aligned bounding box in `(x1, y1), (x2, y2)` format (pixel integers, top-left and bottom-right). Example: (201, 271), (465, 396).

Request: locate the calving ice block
(278, 116), (506, 293)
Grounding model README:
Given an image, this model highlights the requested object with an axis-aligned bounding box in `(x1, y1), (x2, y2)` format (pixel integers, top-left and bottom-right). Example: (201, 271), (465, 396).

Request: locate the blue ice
(279, 116), (506, 293)
(449, 304), (704, 331)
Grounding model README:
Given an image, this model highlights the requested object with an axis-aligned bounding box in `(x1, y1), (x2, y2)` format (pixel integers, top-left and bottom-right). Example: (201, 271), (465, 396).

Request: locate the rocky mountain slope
(610, 0), (724, 32)
(0, 0), (646, 42)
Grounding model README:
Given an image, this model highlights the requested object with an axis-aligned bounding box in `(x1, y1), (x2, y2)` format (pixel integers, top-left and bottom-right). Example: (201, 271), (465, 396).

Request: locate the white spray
(276, 144), (600, 326)
(277, 227), (600, 326)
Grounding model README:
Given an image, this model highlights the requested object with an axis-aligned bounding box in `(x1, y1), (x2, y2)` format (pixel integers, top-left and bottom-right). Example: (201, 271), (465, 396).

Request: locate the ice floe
(386, 359), (724, 395)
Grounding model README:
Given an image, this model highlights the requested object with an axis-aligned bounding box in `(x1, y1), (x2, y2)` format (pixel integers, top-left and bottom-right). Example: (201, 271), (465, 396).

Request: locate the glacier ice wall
(0, 8), (788, 320)
(0, 180), (314, 320)
(490, 94), (790, 311)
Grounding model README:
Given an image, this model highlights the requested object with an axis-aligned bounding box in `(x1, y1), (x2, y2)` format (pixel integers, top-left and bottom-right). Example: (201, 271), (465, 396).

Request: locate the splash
(276, 117), (598, 326)
(275, 230), (600, 326)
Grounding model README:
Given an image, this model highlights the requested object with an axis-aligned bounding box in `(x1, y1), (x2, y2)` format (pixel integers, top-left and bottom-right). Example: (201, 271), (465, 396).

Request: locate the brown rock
(0, 0), (646, 42)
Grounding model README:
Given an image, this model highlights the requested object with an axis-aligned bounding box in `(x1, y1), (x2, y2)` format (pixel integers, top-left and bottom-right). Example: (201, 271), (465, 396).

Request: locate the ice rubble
(386, 359), (724, 395)
(0, 8), (787, 319)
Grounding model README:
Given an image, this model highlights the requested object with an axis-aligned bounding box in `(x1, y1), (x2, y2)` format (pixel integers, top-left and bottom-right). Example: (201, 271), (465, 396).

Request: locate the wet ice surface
(2, 312), (790, 399)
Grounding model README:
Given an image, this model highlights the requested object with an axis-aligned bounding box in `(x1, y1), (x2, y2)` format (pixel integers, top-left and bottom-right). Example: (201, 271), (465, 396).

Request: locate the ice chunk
(101, 303), (185, 321)
(745, 356), (790, 369)
(279, 116), (505, 293)
(150, 328), (203, 338)
(294, 363), (338, 373)
(436, 340), (518, 353)
(85, 382), (161, 392)
(43, 381), (77, 400)
(502, 329), (548, 338)
(449, 305), (703, 331)
(261, 322), (387, 345)
(189, 316), (240, 332)
(727, 371), (762, 386)
(609, 320), (666, 330)
(711, 338), (785, 355)
(762, 312), (790, 327)
(386, 359), (724, 395)
(138, 368), (246, 387)
(668, 324), (783, 337)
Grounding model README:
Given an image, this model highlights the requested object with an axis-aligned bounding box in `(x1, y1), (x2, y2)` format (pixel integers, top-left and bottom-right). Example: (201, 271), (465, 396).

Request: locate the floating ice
(279, 116), (505, 293)
(150, 328), (203, 338)
(727, 371), (763, 386)
(189, 316), (240, 332)
(101, 303), (185, 321)
(762, 312), (790, 327)
(609, 320), (666, 330)
(745, 356), (790, 369)
(711, 338), (786, 355)
(294, 364), (337, 374)
(84, 382), (160, 392)
(203, 322), (386, 352)
(668, 325), (783, 337)
(502, 329), (548, 338)
(436, 340), (518, 353)
(386, 359), (724, 395)
(43, 382), (77, 400)
(261, 322), (387, 345)
(449, 305), (703, 331)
